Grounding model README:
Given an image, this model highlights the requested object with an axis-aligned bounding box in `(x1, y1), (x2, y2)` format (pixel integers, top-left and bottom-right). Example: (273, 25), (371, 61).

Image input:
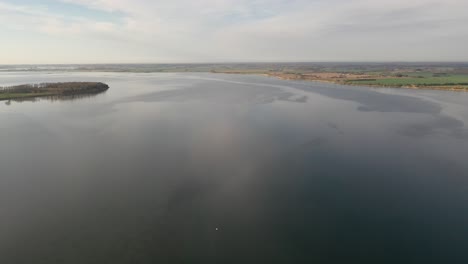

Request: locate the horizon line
(2, 61), (468, 66)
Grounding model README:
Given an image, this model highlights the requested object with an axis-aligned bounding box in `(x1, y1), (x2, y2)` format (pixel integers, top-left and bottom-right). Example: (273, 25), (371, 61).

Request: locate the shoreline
(269, 74), (468, 92)
(213, 71), (468, 92)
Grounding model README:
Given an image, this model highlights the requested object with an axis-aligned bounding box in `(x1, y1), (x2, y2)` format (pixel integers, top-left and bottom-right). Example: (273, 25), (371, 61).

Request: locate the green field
(346, 73), (468, 87)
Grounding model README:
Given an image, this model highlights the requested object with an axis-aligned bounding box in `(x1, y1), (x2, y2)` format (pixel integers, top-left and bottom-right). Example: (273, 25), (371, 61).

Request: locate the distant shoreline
(2, 62), (468, 92)
(264, 73), (468, 92)
(211, 71), (468, 92)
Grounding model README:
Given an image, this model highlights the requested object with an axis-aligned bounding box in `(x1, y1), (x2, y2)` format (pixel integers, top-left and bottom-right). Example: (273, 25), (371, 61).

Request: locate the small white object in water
(216, 228), (219, 231)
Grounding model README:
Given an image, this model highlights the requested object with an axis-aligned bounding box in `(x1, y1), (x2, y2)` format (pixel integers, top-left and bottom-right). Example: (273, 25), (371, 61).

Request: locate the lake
(1, 72), (468, 263)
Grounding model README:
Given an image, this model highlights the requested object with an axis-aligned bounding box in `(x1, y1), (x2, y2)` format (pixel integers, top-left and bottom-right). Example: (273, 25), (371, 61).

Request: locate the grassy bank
(345, 73), (468, 87)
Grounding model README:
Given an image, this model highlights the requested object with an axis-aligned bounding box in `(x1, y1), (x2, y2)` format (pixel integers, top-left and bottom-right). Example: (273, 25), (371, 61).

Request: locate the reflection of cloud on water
(176, 75), (467, 139)
(116, 85), (308, 105)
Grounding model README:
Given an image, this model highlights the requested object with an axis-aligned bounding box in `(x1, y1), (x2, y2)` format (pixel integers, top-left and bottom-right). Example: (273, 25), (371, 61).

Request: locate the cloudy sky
(1, 0), (467, 64)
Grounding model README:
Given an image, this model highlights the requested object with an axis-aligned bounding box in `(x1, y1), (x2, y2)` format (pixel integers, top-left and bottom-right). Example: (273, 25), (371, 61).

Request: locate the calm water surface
(1, 72), (468, 263)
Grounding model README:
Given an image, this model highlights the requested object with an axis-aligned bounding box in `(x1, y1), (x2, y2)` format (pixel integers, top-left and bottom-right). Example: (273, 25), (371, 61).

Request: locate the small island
(0, 82), (109, 101)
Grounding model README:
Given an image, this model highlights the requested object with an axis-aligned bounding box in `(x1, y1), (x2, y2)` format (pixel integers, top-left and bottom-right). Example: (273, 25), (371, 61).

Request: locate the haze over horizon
(1, 0), (467, 64)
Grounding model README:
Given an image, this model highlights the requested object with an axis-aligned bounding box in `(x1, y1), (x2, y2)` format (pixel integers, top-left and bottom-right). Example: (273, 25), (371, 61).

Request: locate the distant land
(1, 62), (468, 91)
(0, 82), (109, 101)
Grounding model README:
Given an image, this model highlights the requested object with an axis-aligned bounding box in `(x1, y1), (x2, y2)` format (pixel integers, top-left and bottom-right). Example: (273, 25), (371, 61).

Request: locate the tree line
(0, 82), (109, 94)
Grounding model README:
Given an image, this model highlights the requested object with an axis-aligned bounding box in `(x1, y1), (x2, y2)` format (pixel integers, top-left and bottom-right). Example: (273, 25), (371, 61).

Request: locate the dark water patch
(398, 115), (467, 138)
(289, 81), (443, 114)
(327, 122), (345, 135)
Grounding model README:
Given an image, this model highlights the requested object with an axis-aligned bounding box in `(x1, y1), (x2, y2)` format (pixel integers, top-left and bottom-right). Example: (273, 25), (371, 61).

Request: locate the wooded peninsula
(0, 82), (109, 101)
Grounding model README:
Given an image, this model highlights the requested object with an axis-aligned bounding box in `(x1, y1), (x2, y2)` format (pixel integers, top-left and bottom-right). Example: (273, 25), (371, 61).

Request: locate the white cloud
(1, 0), (467, 63)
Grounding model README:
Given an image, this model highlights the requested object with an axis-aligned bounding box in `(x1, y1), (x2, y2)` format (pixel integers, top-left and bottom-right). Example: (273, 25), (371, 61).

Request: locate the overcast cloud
(1, 0), (467, 63)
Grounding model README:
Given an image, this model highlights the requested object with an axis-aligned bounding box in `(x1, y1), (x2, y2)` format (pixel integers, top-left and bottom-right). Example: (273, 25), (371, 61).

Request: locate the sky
(0, 0), (467, 64)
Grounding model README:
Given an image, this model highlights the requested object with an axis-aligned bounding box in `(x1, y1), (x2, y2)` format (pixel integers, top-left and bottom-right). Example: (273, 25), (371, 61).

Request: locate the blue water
(1, 72), (468, 263)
